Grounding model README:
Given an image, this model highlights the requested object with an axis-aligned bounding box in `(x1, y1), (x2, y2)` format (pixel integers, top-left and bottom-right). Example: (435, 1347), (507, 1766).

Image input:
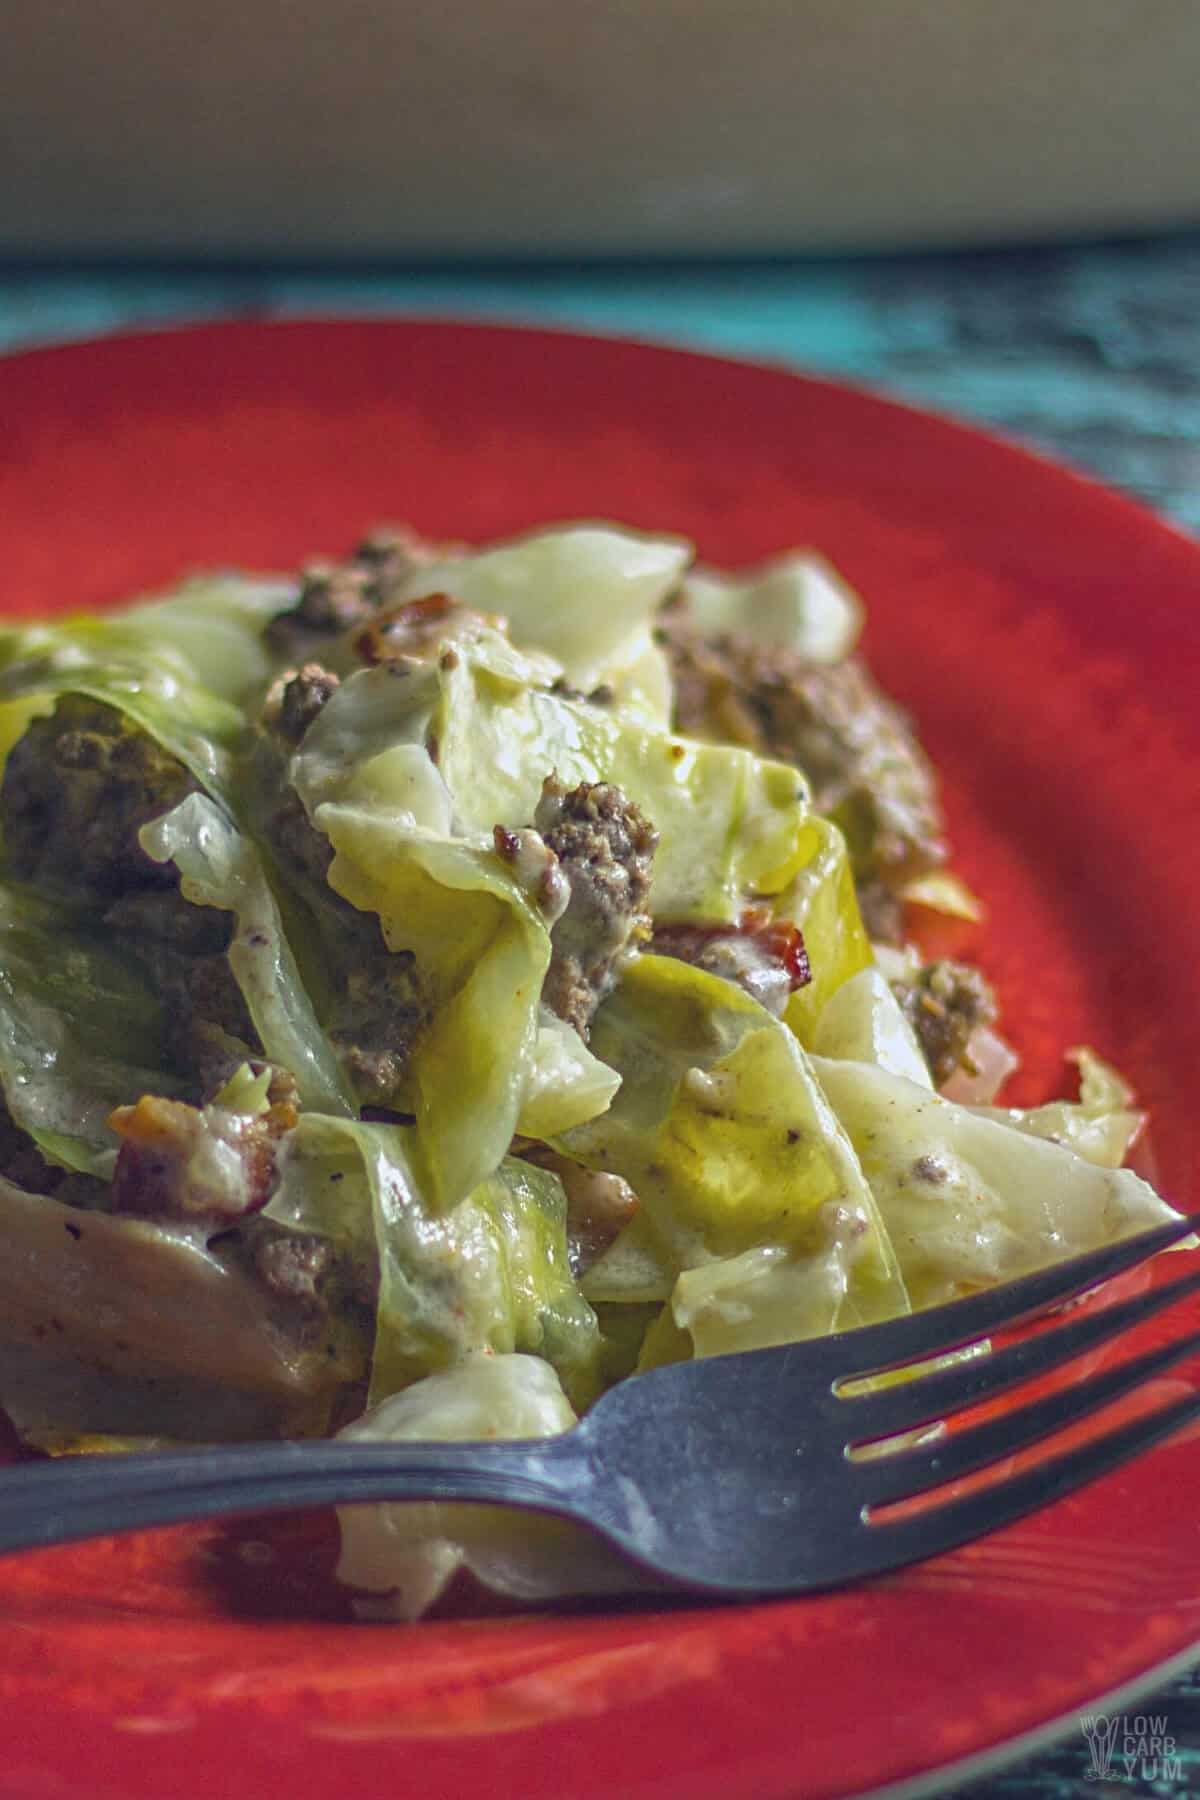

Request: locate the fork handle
(0, 1437), (588, 1556)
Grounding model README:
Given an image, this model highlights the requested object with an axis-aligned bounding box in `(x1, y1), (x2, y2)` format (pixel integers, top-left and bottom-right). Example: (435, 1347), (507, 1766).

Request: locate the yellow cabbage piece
(141, 794), (355, 1117)
(683, 550), (863, 663)
(561, 956), (909, 1358)
(812, 1056), (1185, 1310)
(970, 1047), (1143, 1170)
(268, 1116), (601, 1408)
(336, 1353), (636, 1619)
(395, 522), (690, 726)
(314, 813), (551, 1209)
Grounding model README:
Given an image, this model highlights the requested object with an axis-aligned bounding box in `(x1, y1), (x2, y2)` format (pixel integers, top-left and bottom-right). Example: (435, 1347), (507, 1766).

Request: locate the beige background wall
(3, 0), (1198, 258)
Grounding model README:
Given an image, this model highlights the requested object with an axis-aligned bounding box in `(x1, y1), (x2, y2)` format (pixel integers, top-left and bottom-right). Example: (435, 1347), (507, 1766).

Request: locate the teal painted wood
(1, 232), (1198, 1796)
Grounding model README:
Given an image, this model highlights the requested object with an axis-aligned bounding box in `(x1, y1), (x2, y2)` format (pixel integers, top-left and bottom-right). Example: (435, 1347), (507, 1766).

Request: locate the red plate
(1, 319), (1198, 1800)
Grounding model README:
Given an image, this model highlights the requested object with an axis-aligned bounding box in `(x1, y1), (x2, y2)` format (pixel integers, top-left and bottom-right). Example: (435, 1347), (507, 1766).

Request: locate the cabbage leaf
(812, 1056), (1184, 1310)
(0, 576), (291, 804)
(683, 551), (863, 663)
(335, 1353), (637, 1618)
(395, 523), (690, 725)
(811, 965), (932, 1087)
(970, 1047), (1143, 1169)
(267, 1115), (602, 1408)
(776, 816), (873, 1044)
(0, 1177), (363, 1441)
(516, 1009), (622, 1140)
(561, 956), (909, 1357)
(313, 810), (552, 1208)
(0, 881), (187, 1175)
(140, 794), (355, 1117)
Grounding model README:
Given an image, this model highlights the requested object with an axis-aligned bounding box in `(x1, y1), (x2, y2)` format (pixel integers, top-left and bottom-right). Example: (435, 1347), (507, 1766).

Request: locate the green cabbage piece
(683, 551), (864, 663)
(0, 576), (290, 805)
(0, 1176), (365, 1442)
(560, 955), (909, 1357)
(267, 1114), (602, 1408)
(0, 881), (187, 1176)
(335, 1353), (638, 1619)
(98, 576), (293, 702)
(580, 1210), (676, 1305)
(811, 965), (932, 1087)
(297, 647), (815, 924)
(287, 661), (459, 828)
(396, 524), (690, 726)
(776, 816), (873, 1045)
(970, 1047), (1143, 1170)
(811, 1056), (1185, 1311)
(0, 575), (290, 705)
(210, 1061), (273, 1115)
(140, 794), (355, 1117)
(517, 1009), (622, 1139)
(312, 811), (553, 1208)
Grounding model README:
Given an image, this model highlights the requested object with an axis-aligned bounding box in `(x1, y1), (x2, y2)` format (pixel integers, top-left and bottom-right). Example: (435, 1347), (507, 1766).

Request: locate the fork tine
(849, 1385), (1200, 1583)
(855, 1323), (1200, 1507)
(835, 1215), (1196, 1383)
(842, 1261), (1200, 1442)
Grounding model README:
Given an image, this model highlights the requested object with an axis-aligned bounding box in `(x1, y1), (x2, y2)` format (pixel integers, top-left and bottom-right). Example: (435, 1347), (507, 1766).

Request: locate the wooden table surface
(1, 232), (1198, 1798)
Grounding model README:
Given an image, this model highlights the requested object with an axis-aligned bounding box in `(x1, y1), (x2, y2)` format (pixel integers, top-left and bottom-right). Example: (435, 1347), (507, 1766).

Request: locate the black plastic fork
(3, 1217), (1198, 1596)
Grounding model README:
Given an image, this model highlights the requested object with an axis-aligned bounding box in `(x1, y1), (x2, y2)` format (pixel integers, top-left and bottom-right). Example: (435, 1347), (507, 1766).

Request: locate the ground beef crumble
(264, 526), (452, 659)
(104, 887), (258, 1076)
(270, 663), (342, 743)
(530, 776), (658, 1038)
(253, 720), (431, 1108)
(243, 1225), (333, 1311)
(270, 794), (429, 1106)
(268, 530), (418, 634)
(0, 696), (268, 1091)
(658, 608), (947, 941)
(218, 1215), (378, 1345)
(1, 695), (197, 897)
(328, 957), (427, 1109)
(891, 958), (998, 1087)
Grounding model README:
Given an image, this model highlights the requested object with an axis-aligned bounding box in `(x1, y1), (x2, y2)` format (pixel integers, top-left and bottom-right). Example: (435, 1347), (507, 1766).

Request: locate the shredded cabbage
(335, 1354), (637, 1618)
(562, 956), (910, 1357)
(267, 1115), (601, 1408)
(141, 794), (355, 1117)
(0, 882), (186, 1175)
(0, 520), (1187, 1624)
(683, 550), (863, 663)
(395, 523), (689, 725)
(812, 1056), (1179, 1309)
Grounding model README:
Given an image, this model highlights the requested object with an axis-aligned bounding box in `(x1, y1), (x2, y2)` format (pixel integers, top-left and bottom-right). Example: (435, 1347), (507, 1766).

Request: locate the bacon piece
(108, 1093), (297, 1223)
(651, 910), (811, 1017)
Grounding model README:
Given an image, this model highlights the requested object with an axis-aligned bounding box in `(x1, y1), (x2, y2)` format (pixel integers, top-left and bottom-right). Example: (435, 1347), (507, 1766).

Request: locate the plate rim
(3, 307), (1198, 552)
